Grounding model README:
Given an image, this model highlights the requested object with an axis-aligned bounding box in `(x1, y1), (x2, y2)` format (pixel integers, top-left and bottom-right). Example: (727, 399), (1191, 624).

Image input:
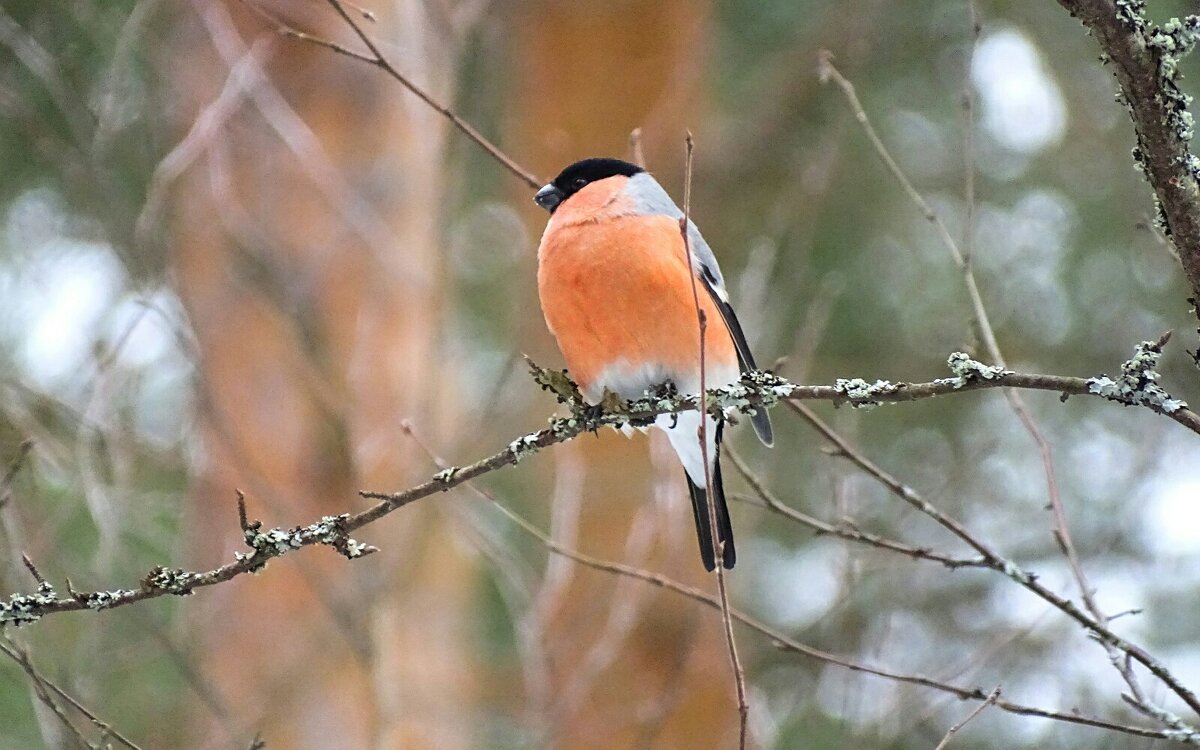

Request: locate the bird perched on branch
(534, 157), (773, 571)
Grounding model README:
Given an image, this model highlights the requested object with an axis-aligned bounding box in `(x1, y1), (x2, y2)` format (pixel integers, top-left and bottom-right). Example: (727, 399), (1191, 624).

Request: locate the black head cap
(534, 157), (644, 213)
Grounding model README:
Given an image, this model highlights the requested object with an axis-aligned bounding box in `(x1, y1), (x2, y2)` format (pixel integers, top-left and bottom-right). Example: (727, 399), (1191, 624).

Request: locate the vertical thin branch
(961, 0), (980, 264)
(959, 9), (1113, 695)
(679, 133), (749, 749)
(816, 52), (992, 347)
(629, 127), (647, 168)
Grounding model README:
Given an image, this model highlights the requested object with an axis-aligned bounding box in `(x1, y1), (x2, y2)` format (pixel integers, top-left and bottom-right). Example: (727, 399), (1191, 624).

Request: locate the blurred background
(1, 0), (1199, 747)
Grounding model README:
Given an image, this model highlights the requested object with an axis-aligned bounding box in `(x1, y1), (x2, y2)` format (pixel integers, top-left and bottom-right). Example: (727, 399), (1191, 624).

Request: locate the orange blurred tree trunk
(510, 2), (739, 747)
(168, 2), (476, 747)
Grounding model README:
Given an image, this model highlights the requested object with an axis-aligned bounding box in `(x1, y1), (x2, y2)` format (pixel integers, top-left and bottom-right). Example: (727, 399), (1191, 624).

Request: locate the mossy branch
(1057, 0), (1200, 303)
(1, 344), (1196, 626)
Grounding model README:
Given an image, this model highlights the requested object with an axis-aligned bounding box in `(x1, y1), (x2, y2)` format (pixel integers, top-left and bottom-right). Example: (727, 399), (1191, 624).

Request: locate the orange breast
(537, 212), (737, 394)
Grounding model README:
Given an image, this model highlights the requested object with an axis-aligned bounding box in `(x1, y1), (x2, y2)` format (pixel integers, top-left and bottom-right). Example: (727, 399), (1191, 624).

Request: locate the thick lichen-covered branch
(1, 348), (1196, 626)
(1057, 0), (1200, 302)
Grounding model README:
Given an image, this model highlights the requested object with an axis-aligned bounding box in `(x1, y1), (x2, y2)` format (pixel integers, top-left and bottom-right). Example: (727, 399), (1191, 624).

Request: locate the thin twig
(724, 446), (985, 570)
(817, 51), (994, 360)
(933, 685), (1001, 750)
(400, 418), (659, 746)
(680, 133), (749, 748)
(489, 502), (1174, 742)
(1, 440), (33, 495)
(629, 127), (647, 168)
(961, 0), (980, 266)
(786, 400), (1200, 724)
(820, 48), (1183, 724)
(257, 0), (541, 188)
(0, 636), (146, 750)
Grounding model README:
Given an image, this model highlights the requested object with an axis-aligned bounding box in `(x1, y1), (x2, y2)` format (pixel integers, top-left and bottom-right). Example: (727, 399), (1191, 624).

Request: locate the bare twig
(0, 636), (146, 750)
(786, 400), (1200, 726)
(818, 50), (998, 370)
(257, 0), (541, 189)
(2, 357), (1198, 626)
(933, 685), (1001, 750)
(399, 418), (659, 745)
(20, 554), (45, 587)
(820, 48), (1193, 726)
(1, 440), (33, 495)
(490, 502), (1175, 742)
(134, 32), (274, 248)
(724, 446), (986, 570)
(679, 133), (749, 748)
(961, 0), (980, 265)
(629, 127), (647, 169)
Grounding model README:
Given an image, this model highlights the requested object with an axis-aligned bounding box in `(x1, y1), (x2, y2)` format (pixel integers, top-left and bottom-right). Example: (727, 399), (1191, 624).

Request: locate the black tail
(684, 427), (735, 571)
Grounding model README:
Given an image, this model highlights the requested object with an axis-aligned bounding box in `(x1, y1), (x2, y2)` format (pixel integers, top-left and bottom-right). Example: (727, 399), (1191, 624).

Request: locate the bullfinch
(534, 157), (773, 571)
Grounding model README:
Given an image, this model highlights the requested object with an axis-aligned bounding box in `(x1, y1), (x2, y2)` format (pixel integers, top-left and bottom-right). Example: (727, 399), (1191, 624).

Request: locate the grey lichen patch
(1161, 726), (1200, 745)
(524, 365), (791, 432)
(144, 566), (203, 595)
(303, 514), (378, 560)
(1149, 16), (1200, 71)
(548, 415), (584, 438)
(433, 466), (458, 484)
(508, 432), (542, 464)
(248, 527), (305, 555)
(1147, 15), (1200, 160)
(241, 514), (379, 564)
(943, 352), (1010, 388)
(341, 539), (375, 559)
(625, 389), (690, 426)
(1142, 703), (1200, 744)
(1087, 339), (1188, 413)
(1104, 1), (1200, 191)
(0, 582), (59, 625)
(1000, 559), (1034, 586)
(1114, 0), (1146, 27)
(82, 589), (138, 610)
(833, 378), (900, 409)
(1117, 1), (1200, 174)
(525, 357), (585, 410)
(721, 371), (795, 416)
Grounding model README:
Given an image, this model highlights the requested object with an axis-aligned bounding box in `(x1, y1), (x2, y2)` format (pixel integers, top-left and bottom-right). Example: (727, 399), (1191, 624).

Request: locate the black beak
(534, 183), (565, 212)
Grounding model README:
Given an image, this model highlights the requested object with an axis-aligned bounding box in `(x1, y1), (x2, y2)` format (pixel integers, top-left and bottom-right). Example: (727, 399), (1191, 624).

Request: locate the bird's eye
(572, 177), (589, 189)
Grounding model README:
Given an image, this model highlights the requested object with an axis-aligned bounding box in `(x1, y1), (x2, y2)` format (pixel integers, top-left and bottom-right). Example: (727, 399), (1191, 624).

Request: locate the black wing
(700, 271), (774, 447)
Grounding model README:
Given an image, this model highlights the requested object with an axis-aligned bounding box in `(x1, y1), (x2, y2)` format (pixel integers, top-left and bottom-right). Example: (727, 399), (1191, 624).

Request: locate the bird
(533, 157), (773, 571)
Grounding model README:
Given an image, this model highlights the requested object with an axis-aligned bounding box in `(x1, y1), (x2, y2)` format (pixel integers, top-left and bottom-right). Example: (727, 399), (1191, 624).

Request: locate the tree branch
(679, 133), (749, 748)
(1056, 1), (1200, 302)
(0, 635), (146, 750)
(786, 399), (1200, 728)
(0, 347), (1194, 627)
(493, 503), (1178, 743)
(245, 0), (542, 189)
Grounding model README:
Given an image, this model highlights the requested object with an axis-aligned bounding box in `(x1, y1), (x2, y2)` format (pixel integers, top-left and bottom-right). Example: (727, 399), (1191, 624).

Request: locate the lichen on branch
(2, 349), (1197, 627)
(1058, 0), (1200, 303)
